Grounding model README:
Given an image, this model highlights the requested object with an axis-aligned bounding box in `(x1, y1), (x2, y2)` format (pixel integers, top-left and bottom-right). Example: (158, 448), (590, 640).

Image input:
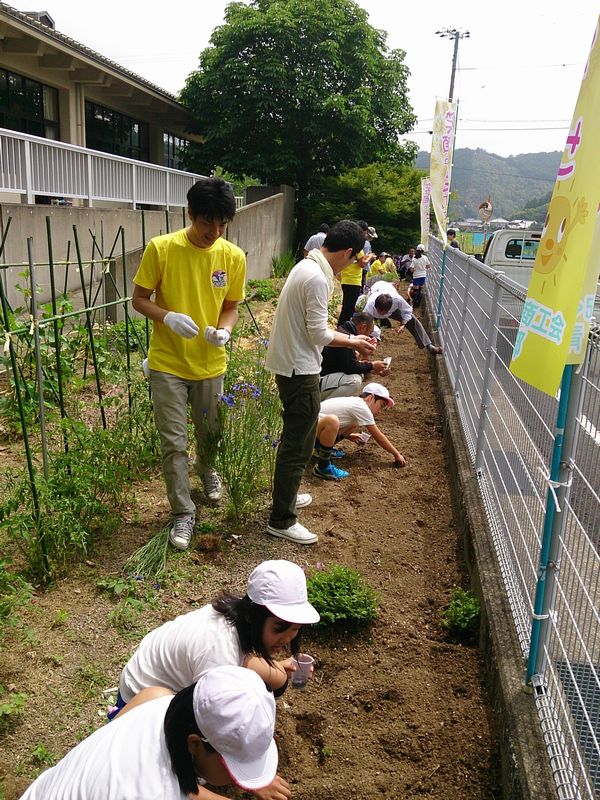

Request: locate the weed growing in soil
(0, 559), (33, 642)
(0, 686), (27, 730)
(246, 278), (279, 302)
(271, 249), (296, 278)
(123, 526), (170, 581)
(306, 564), (379, 627)
(30, 744), (56, 767)
(97, 576), (158, 632)
(441, 587), (480, 641)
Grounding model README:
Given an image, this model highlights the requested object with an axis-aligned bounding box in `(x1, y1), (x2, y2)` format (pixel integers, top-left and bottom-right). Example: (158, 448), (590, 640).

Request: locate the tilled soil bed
(0, 306), (501, 799)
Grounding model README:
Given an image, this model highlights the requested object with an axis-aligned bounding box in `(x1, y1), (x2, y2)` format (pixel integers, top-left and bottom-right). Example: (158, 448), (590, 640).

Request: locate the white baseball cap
(193, 665), (278, 790)
(363, 382), (395, 408)
(416, 244), (426, 251)
(247, 560), (320, 624)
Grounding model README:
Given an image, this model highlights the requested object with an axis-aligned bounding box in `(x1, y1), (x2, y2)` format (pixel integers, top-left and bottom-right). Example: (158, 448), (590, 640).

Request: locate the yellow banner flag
(420, 177), (431, 248)
(510, 18), (600, 395)
(430, 99), (457, 247)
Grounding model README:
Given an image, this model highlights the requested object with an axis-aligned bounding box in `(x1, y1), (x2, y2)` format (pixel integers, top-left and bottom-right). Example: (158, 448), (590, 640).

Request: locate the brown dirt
(0, 303), (501, 800)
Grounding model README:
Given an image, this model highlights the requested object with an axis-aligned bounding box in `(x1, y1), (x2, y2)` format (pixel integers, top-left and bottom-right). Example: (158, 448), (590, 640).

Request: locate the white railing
(0, 126), (205, 208)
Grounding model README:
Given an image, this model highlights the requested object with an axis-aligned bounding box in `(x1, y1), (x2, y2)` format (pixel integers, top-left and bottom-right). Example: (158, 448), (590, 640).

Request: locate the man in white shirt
(303, 223), (330, 257)
(356, 280), (442, 354)
(314, 382), (406, 478)
(265, 220), (376, 545)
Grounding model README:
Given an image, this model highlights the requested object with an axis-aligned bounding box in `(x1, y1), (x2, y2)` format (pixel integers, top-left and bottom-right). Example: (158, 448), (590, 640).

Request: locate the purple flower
(220, 394), (235, 408)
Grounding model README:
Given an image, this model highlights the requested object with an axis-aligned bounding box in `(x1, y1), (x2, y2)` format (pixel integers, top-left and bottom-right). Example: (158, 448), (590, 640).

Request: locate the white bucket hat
(193, 665), (278, 790)
(247, 560), (320, 624)
(363, 382), (395, 408)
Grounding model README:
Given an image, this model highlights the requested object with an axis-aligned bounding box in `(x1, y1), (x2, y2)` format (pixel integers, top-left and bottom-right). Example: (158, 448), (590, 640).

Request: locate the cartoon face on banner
(510, 16), (600, 395)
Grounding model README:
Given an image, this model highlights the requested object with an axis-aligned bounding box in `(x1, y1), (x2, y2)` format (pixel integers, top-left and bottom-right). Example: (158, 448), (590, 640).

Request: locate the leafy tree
(306, 162), (423, 254)
(180, 0), (416, 236)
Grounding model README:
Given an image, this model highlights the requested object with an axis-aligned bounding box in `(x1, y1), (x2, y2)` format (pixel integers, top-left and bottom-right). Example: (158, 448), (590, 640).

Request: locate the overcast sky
(11, 1), (598, 158)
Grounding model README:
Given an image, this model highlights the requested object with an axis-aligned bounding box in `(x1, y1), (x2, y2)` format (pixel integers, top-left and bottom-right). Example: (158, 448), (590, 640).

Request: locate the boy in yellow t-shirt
(132, 177), (246, 551)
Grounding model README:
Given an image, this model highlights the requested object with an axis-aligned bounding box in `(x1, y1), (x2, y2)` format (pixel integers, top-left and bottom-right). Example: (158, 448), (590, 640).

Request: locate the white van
(479, 228), (542, 290)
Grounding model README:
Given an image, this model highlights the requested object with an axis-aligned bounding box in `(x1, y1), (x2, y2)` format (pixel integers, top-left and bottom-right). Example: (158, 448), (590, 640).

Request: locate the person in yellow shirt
(338, 251), (371, 324)
(366, 252), (395, 284)
(132, 178), (246, 551)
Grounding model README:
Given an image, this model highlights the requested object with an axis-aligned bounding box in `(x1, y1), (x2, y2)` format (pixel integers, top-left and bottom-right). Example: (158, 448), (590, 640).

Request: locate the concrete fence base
(426, 309), (557, 799)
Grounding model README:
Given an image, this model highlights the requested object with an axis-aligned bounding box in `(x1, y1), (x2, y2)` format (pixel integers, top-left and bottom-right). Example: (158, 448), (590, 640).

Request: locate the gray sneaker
(201, 468), (222, 501)
(169, 514), (195, 550)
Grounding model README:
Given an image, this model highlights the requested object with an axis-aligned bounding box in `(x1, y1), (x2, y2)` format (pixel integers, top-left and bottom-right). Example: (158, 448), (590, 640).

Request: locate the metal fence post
(474, 278), (503, 471)
(453, 257), (473, 400)
(435, 247), (447, 330)
(525, 356), (587, 685)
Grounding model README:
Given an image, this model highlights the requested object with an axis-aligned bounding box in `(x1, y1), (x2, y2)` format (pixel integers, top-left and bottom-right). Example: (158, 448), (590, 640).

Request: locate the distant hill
(414, 148), (560, 220)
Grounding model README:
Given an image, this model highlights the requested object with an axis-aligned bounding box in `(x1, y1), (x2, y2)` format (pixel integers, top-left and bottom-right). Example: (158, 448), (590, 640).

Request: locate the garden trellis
(0, 211), (169, 582)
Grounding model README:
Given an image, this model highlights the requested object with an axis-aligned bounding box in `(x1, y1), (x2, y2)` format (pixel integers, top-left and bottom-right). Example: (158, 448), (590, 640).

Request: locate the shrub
(272, 249), (296, 279)
(441, 587), (480, 641)
(247, 279), (279, 302)
(307, 564), (379, 627)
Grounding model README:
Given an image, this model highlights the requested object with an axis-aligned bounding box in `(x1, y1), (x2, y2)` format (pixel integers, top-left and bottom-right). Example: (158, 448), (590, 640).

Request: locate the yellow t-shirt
(134, 228), (246, 381)
(340, 250), (365, 286)
(366, 259), (390, 280)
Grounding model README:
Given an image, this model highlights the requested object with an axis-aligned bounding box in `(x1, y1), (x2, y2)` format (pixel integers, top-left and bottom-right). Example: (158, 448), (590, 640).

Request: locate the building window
(0, 68), (59, 139)
(163, 132), (189, 170)
(85, 101), (149, 161)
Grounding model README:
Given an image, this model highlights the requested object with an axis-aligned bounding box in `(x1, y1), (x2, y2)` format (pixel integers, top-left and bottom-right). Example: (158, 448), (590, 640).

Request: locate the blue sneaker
(331, 447), (346, 459)
(313, 463), (350, 480)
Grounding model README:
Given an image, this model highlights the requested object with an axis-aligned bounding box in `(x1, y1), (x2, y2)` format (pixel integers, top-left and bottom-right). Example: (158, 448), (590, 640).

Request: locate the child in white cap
(313, 382), (406, 479)
(108, 560), (319, 718)
(20, 665), (289, 800)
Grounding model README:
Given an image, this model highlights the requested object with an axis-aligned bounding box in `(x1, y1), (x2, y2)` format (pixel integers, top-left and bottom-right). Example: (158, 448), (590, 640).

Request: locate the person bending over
(320, 312), (391, 400)
(356, 280), (441, 355)
(313, 382), (406, 480)
(109, 560), (319, 718)
(20, 665), (290, 800)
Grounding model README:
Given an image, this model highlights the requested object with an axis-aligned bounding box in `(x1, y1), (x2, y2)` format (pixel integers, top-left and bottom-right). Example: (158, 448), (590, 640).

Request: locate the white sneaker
(266, 521), (318, 545)
(169, 514), (195, 550)
(295, 493), (312, 509)
(201, 468), (222, 501)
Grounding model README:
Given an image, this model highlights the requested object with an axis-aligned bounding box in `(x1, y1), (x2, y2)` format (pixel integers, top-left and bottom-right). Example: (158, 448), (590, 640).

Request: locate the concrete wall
(228, 186), (295, 280)
(0, 189), (294, 309)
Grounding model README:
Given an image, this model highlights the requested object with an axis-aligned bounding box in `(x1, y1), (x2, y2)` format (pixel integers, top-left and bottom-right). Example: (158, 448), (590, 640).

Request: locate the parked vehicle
(477, 228), (542, 290)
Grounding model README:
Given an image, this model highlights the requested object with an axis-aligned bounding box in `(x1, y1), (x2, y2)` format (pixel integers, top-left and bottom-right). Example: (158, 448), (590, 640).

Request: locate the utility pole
(435, 28), (470, 102)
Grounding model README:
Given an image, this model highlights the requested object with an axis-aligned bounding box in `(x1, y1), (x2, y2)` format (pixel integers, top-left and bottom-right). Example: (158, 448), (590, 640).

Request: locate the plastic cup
(291, 654), (314, 690)
(357, 432), (371, 447)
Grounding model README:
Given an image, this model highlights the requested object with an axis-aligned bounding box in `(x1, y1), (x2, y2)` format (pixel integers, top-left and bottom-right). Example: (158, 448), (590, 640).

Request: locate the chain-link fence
(426, 237), (600, 799)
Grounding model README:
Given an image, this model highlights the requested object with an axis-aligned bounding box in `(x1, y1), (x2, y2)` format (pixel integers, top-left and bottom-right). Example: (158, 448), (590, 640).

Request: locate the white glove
(163, 311), (199, 339)
(204, 326), (231, 347)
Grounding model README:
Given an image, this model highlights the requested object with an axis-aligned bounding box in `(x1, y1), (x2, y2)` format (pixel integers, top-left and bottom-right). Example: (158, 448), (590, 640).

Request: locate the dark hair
(351, 312), (374, 328)
(374, 294), (393, 313)
(356, 220), (369, 232)
(212, 593), (297, 664)
(187, 177), (236, 222)
(323, 220), (364, 255)
(164, 684), (216, 795)
(318, 223), (330, 234)
(447, 228), (456, 236)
